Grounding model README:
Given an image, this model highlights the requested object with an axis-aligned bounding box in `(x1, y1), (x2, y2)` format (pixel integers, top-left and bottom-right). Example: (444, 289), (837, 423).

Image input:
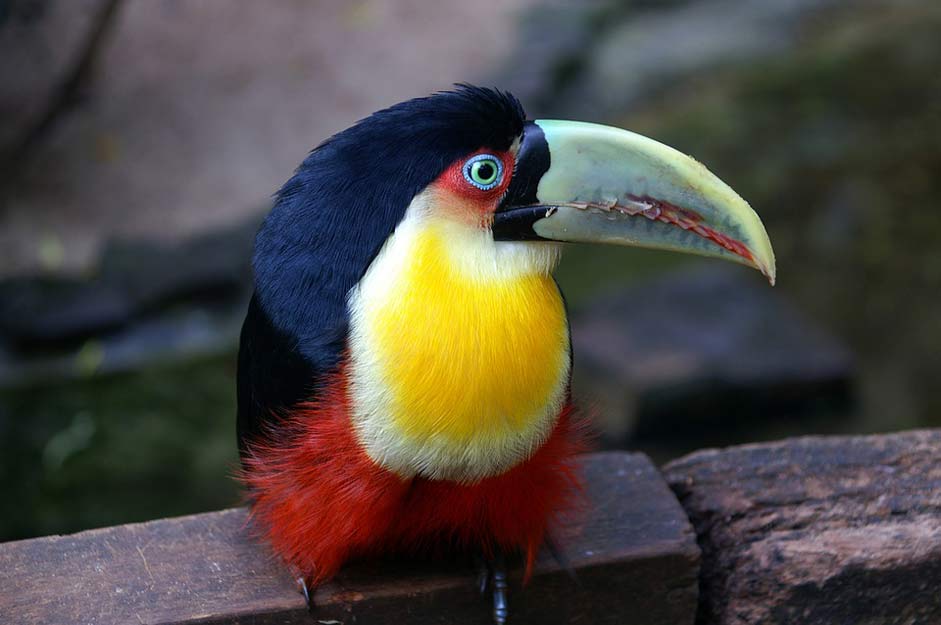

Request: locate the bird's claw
(476, 557), (490, 595)
(296, 576), (315, 614)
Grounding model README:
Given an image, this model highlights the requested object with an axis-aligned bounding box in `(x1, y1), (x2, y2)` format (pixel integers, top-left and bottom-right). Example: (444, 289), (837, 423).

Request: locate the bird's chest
(346, 222), (570, 482)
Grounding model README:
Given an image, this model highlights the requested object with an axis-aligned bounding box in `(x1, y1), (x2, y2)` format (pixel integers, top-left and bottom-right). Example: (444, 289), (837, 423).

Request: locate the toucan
(237, 85), (774, 623)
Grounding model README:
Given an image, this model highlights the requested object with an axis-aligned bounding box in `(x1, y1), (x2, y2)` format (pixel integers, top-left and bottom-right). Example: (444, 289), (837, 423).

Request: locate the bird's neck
(346, 214), (571, 483)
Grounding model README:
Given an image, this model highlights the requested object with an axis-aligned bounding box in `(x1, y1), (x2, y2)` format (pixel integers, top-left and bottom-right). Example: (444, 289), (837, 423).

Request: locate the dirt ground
(0, 0), (541, 277)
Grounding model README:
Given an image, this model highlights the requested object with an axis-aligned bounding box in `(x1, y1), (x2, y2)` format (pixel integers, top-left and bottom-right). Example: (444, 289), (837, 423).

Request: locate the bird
(237, 85), (774, 623)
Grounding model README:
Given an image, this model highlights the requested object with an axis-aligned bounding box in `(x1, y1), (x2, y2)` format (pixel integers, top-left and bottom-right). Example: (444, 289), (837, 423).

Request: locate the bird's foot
(492, 562), (509, 625)
(476, 552), (510, 625)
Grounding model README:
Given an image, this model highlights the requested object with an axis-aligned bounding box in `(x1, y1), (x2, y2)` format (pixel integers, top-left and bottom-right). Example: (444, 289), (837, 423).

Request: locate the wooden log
(664, 429), (941, 625)
(0, 452), (700, 625)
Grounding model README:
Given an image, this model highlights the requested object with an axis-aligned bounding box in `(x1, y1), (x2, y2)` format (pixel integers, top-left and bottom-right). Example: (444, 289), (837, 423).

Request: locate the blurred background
(1, 0), (939, 542)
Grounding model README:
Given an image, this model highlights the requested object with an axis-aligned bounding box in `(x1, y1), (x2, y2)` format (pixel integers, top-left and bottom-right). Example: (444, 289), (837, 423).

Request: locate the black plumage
(238, 85), (527, 455)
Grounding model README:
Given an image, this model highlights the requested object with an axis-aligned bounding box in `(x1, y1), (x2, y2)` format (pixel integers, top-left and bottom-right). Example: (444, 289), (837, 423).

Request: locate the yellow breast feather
(348, 212), (570, 482)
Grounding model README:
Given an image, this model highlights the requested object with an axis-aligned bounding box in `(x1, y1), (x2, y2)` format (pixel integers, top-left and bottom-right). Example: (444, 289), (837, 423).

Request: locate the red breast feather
(240, 368), (588, 586)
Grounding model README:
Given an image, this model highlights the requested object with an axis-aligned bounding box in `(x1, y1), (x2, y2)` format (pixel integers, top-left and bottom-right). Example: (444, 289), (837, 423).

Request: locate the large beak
(494, 120), (776, 284)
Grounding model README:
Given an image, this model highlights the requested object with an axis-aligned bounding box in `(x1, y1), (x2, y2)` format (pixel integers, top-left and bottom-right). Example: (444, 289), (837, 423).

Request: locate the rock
(570, 265), (853, 447)
(0, 216), (258, 389)
(622, 0), (941, 437)
(0, 276), (133, 347)
(96, 214), (258, 311)
(0, 215), (257, 349)
(663, 429), (941, 625)
(506, 0), (858, 120)
(0, 303), (245, 389)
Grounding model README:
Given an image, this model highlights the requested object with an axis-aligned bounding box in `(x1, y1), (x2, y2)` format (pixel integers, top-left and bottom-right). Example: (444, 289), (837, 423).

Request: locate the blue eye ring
(462, 154), (504, 191)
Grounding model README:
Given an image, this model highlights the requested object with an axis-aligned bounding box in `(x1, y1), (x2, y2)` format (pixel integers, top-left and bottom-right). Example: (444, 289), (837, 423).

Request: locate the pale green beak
(494, 119), (776, 284)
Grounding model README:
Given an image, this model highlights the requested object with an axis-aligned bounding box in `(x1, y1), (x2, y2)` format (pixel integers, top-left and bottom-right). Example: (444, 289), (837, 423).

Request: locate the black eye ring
(462, 154), (504, 191)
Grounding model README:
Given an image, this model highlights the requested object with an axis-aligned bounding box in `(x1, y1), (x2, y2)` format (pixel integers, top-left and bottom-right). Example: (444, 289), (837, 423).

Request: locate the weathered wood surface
(664, 429), (941, 625)
(0, 452), (700, 625)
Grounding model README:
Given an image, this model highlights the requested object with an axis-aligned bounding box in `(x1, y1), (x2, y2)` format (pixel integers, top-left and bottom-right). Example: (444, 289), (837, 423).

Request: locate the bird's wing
(236, 295), (322, 458)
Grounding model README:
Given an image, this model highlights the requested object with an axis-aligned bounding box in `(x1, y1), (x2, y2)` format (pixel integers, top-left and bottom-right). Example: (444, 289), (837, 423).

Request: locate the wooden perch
(0, 452), (700, 625)
(664, 429), (941, 625)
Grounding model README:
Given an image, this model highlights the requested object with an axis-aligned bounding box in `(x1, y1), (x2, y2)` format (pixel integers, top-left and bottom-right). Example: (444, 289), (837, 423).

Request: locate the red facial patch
(432, 149), (515, 220)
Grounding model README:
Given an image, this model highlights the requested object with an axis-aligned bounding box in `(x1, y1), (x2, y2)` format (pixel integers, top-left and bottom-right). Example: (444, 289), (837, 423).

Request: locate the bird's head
(254, 85), (774, 366)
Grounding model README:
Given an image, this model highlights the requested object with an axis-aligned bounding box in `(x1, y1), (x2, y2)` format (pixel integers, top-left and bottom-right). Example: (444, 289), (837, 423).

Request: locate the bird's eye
(462, 154), (504, 191)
